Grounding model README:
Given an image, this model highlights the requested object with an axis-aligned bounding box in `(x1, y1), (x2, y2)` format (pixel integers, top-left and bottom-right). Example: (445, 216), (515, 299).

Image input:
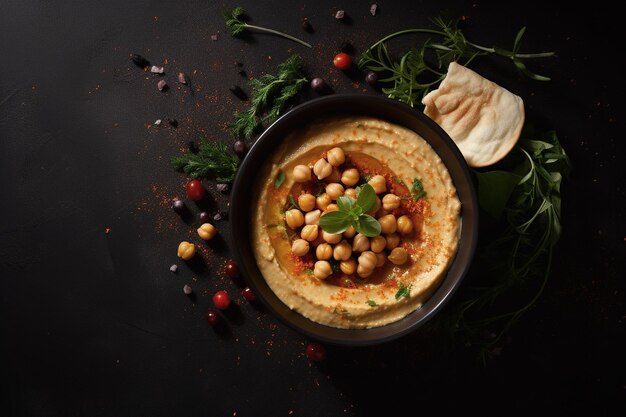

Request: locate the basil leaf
(356, 214), (381, 237)
(356, 183), (377, 213)
(336, 196), (355, 212)
(319, 210), (352, 234)
(274, 170), (285, 188)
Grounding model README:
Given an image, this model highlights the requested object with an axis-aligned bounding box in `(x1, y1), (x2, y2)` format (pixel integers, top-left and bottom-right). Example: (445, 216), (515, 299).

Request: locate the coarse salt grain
(177, 72), (188, 84)
(370, 4), (378, 16)
(335, 10), (345, 19)
(150, 65), (164, 74)
(157, 79), (167, 91)
(154, 119), (162, 126)
(170, 264), (178, 273)
(183, 285), (193, 295)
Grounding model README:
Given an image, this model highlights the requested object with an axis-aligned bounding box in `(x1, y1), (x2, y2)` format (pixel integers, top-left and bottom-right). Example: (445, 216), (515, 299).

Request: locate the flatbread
(422, 62), (524, 167)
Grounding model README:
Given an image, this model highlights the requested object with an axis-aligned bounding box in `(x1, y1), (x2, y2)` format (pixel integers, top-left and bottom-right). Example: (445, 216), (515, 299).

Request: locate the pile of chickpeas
(285, 147), (414, 281)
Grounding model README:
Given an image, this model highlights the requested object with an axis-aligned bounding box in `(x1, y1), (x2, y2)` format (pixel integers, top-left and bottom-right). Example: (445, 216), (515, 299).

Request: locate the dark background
(1, 0), (624, 415)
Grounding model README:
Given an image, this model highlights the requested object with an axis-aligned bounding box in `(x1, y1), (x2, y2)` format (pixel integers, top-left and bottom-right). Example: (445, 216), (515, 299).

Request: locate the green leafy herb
(170, 136), (239, 182)
(274, 170), (285, 188)
(410, 178), (427, 200)
(395, 283), (412, 300)
(358, 18), (555, 107)
(329, 259), (341, 273)
(224, 7), (312, 48)
(393, 176), (404, 184)
(319, 184), (382, 237)
(367, 299), (378, 307)
(228, 55), (307, 140)
(288, 194), (299, 210)
(303, 268), (313, 275)
(446, 130), (570, 362)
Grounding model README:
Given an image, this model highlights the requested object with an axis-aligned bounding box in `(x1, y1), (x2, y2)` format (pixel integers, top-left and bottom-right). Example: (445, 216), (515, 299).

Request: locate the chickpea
(325, 167), (342, 183)
(285, 209), (305, 229)
(368, 175), (387, 194)
(298, 193), (316, 212)
(385, 233), (400, 250)
(388, 247), (409, 265)
(366, 196), (381, 216)
(397, 215), (414, 235)
(293, 165), (312, 183)
(177, 241), (196, 260)
(322, 230), (342, 244)
(305, 209), (321, 225)
(357, 264), (374, 278)
(382, 193), (401, 211)
(325, 183), (344, 200)
(340, 168), (360, 187)
(378, 214), (397, 234)
(352, 233), (370, 252)
(340, 258), (357, 275)
(197, 223), (217, 241)
(325, 203), (339, 212)
(314, 260), (332, 280)
(316, 193), (332, 211)
(333, 240), (352, 261)
(327, 147), (345, 166)
(370, 235), (386, 253)
(358, 251), (378, 271)
(343, 225), (356, 238)
(344, 188), (357, 199)
(300, 224), (319, 241)
(316, 243), (333, 260)
(291, 239), (310, 256)
(376, 252), (386, 267)
(313, 158), (332, 180)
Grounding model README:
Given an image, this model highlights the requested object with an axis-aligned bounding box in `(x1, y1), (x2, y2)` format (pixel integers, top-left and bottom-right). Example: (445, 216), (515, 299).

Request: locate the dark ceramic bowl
(231, 94), (478, 346)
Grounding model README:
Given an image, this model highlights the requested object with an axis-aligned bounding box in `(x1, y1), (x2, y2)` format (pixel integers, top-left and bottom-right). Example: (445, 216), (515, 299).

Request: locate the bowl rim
(231, 93), (478, 346)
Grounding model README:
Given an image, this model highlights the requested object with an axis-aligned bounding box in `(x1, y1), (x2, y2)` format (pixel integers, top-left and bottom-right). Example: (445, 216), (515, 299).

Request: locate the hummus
(251, 116), (461, 329)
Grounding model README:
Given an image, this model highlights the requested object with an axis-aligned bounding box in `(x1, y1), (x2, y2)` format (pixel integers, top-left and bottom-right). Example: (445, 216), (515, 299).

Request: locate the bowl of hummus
(231, 94), (478, 345)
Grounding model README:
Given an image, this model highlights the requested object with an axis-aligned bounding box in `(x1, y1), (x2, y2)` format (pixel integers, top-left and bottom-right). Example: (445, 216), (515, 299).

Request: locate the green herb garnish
(274, 170), (285, 188)
(319, 184), (382, 237)
(358, 18), (554, 107)
(287, 195), (299, 210)
(447, 130), (570, 362)
(224, 7), (311, 48)
(395, 283), (412, 300)
(367, 299), (378, 307)
(228, 55), (307, 140)
(410, 178), (427, 200)
(170, 136), (239, 182)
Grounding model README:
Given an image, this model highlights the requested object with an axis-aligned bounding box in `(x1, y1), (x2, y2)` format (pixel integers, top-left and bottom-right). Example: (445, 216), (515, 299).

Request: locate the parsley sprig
(224, 7), (312, 48)
(358, 18), (554, 106)
(228, 55), (307, 140)
(319, 184), (382, 237)
(170, 136), (239, 182)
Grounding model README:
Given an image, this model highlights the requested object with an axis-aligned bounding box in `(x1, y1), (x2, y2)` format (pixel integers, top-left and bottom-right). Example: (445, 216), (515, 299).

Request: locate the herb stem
(465, 41), (554, 59)
(243, 24), (312, 48)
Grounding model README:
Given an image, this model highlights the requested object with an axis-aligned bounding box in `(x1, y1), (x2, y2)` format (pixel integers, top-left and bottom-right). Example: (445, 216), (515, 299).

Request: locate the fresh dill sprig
(228, 54), (307, 140)
(224, 6), (312, 48)
(358, 18), (555, 107)
(446, 130), (571, 363)
(170, 136), (240, 183)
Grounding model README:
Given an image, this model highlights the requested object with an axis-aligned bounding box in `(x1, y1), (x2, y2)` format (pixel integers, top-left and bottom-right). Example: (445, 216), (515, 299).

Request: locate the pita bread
(422, 62), (524, 167)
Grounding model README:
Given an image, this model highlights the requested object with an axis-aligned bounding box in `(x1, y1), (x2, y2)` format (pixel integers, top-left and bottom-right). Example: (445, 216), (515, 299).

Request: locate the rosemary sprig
(358, 18), (555, 106)
(446, 130), (571, 362)
(224, 6), (312, 48)
(170, 136), (240, 183)
(228, 54), (307, 140)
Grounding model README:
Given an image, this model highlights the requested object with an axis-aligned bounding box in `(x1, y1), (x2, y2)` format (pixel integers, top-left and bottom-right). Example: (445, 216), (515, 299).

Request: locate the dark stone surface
(1, 1), (623, 415)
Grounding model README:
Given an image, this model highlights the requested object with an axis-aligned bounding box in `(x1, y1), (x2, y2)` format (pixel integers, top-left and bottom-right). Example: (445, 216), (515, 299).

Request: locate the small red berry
(242, 287), (256, 302)
(333, 52), (352, 70)
(206, 309), (220, 326)
(305, 342), (326, 362)
(224, 260), (239, 278)
(186, 179), (205, 201)
(213, 290), (231, 310)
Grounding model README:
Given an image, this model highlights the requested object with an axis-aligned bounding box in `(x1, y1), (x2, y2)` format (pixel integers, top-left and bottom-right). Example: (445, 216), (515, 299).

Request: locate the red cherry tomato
(333, 52), (352, 70)
(224, 260), (239, 278)
(186, 180), (205, 201)
(305, 342), (326, 362)
(205, 309), (220, 326)
(213, 290), (231, 310)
